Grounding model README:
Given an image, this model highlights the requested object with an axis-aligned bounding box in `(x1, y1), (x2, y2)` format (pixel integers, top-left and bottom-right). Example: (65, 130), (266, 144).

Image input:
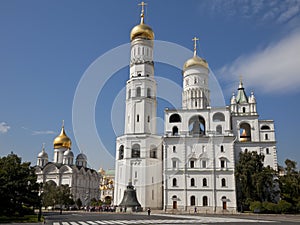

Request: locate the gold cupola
(183, 37), (208, 71)
(53, 121), (72, 149)
(130, 2), (154, 41)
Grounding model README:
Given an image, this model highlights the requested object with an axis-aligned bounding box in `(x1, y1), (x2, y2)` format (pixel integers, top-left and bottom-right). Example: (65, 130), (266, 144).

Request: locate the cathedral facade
(35, 124), (100, 206)
(114, 4), (277, 213)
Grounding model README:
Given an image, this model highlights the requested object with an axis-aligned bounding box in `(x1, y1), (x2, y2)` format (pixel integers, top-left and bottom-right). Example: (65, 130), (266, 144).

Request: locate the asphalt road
(41, 211), (300, 225)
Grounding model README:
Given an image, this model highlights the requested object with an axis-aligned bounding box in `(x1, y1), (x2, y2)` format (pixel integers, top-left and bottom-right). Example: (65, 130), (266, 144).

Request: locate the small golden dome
(183, 37), (208, 71)
(130, 1), (154, 41)
(183, 56), (208, 70)
(130, 23), (154, 41)
(53, 125), (72, 149)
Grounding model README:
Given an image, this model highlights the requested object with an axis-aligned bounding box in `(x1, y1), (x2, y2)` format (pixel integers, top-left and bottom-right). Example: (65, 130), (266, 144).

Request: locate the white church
(113, 3), (278, 213)
(35, 123), (100, 206)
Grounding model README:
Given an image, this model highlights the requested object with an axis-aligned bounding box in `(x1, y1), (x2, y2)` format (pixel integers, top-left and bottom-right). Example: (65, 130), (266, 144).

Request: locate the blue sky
(0, 0), (300, 170)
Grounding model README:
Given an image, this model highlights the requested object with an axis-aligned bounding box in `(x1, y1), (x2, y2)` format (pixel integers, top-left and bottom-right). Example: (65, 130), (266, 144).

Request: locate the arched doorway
(172, 195), (178, 209)
(222, 196), (227, 210)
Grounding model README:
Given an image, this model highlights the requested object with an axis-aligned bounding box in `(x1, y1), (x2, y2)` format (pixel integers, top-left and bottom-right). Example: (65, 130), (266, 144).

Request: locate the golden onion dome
(130, 2), (154, 41)
(183, 56), (208, 70)
(53, 124), (72, 149)
(183, 37), (208, 71)
(130, 23), (154, 41)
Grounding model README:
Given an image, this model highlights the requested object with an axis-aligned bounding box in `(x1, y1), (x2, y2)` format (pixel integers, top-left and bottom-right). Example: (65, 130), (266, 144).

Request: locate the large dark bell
(119, 181), (142, 211)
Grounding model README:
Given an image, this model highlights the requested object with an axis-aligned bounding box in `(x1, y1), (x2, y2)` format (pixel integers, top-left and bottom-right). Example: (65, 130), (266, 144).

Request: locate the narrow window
(266, 148), (270, 154)
(172, 160), (177, 168)
(265, 134), (269, 140)
(221, 178), (226, 187)
(203, 196), (208, 206)
(172, 178), (177, 186)
(202, 160), (206, 168)
(203, 178), (207, 187)
(147, 116), (150, 123)
(190, 160), (195, 168)
(191, 178), (195, 187)
(128, 89), (131, 98)
(172, 126), (178, 135)
(147, 88), (151, 98)
(136, 87), (141, 97)
(221, 160), (225, 168)
(220, 145), (224, 152)
(135, 171), (137, 178)
(152, 190), (154, 200)
(137, 114), (139, 122)
(243, 107), (246, 113)
(190, 196), (195, 206)
(173, 146), (176, 153)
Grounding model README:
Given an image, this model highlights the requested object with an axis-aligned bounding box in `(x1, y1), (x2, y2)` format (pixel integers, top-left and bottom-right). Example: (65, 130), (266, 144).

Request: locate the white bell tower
(114, 2), (163, 210)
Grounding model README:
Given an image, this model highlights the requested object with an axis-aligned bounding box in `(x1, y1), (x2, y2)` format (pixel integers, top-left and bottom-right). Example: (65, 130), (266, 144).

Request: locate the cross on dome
(138, 1), (147, 24)
(192, 37), (199, 57)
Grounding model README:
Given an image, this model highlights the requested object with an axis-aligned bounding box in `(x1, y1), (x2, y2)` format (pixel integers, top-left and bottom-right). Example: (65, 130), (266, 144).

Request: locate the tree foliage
(41, 181), (74, 214)
(279, 159), (300, 213)
(0, 153), (39, 216)
(235, 151), (278, 211)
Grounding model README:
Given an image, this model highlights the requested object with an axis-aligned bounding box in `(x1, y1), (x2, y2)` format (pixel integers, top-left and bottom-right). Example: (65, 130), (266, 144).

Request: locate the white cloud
(201, 0), (300, 24)
(219, 31), (300, 93)
(32, 130), (56, 135)
(21, 126), (55, 135)
(0, 122), (10, 133)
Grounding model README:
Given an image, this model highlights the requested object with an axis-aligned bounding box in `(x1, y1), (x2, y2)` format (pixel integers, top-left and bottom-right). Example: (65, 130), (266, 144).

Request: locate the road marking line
(70, 222), (79, 225)
(78, 222), (89, 225)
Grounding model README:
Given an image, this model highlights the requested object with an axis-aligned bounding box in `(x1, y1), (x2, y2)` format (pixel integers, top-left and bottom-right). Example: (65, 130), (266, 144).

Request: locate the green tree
(279, 159), (300, 212)
(55, 184), (74, 214)
(41, 181), (74, 214)
(0, 153), (39, 216)
(235, 151), (277, 211)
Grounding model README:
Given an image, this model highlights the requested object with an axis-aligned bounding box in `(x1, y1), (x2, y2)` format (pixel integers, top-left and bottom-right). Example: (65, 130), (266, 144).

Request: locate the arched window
(222, 196), (227, 210)
(261, 125), (270, 130)
(150, 146), (157, 158)
(203, 196), (208, 206)
(189, 115), (205, 136)
(169, 114), (181, 123)
(190, 196), (196, 206)
(172, 126), (178, 136)
(266, 148), (270, 154)
(203, 178), (207, 187)
(244, 148), (248, 153)
(220, 145), (224, 152)
(118, 145), (124, 160)
(216, 125), (222, 134)
(172, 178), (177, 186)
(242, 107), (246, 113)
(131, 144), (140, 158)
(173, 146), (176, 153)
(136, 87), (141, 97)
(147, 88), (151, 98)
(240, 123), (251, 142)
(221, 178), (226, 187)
(213, 112), (225, 121)
(191, 178), (195, 187)
(265, 134), (269, 140)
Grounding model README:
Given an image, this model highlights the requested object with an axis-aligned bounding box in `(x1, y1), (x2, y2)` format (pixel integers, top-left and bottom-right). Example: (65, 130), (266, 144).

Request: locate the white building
(35, 124), (100, 206)
(113, 4), (163, 210)
(114, 3), (277, 213)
